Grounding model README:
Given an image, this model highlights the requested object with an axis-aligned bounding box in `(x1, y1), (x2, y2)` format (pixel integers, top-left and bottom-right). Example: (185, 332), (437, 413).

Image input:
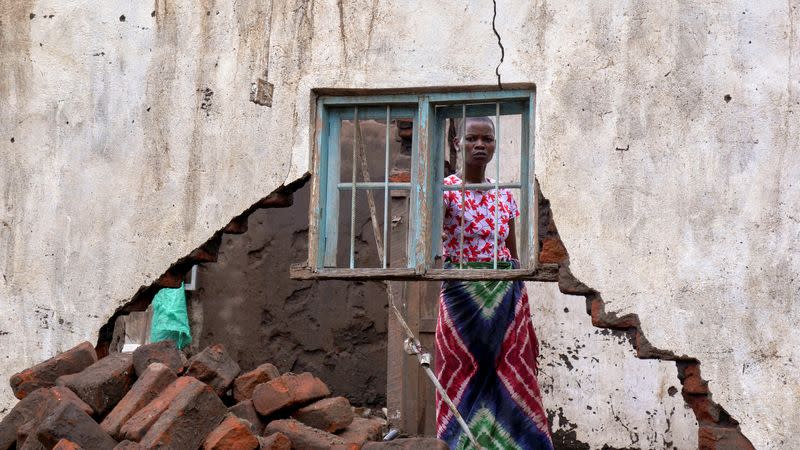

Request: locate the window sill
(289, 264), (559, 282)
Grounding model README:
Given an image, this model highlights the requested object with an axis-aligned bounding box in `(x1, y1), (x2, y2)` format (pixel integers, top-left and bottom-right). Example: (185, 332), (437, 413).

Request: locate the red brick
(233, 363), (280, 402)
(139, 377), (227, 449)
(1, 387), (97, 450)
(52, 439), (83, 450)
(682, 364), (710, 394)
(10, 342), (97, 400)
(258, 432), (291, 450)
(538, 237), (567, 264)
(36, 402), (118, 450)
(49, 387), (94, 416)
(16, 421), (45, 450)
(101, 362), (177, 439)
(56, 352), (135, 417)
(132, 341), (184, 376)
(112, 440), (144, 449)
(252, 373), (330, 416)
(698, 424), (755, 450)
(202, 415), (259, 450)
(684, 394), (721, 424)
(362, 438), (449, 449)
(223, 216), (248, 234)
(228, 400), (265, 435)
(185, 344), (241, 396)
(0, 389), (49, 449)
(263, 419), (347, 450)
(337, 417), (385, 447)
(292, 397), (354, 433)
(120, 376), (196, 441)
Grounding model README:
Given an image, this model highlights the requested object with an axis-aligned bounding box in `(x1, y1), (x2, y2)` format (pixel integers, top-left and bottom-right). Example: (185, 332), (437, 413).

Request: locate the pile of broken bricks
(1, 341), (448, 450)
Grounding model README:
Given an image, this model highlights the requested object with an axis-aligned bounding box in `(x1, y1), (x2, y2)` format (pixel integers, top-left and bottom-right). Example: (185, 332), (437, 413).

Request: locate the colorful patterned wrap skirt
(435, 261), (553, 449)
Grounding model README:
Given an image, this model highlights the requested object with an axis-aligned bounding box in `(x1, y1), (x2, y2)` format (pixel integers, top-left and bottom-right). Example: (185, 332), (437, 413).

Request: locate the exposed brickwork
(132, 341), (184, 376)
(101, 362), (177, 439)
(56, 352), (135, 417)
(291, 396), (354, 433)
(185, 344), (241, 396)
(233, 363), (280, 402)
(202, 415), (259, 450)
(10, 342), (97, 400)
(252, 372), (330, 416)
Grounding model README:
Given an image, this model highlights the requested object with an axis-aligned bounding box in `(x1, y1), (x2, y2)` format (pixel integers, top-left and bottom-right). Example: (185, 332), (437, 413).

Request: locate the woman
(435, 117), (553, 449)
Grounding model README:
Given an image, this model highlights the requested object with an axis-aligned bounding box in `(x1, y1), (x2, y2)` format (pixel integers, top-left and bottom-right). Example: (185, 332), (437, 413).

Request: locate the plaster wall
(1, 0), (798, 448)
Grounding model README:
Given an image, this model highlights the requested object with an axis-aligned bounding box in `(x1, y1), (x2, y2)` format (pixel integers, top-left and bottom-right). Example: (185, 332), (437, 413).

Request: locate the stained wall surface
(1, 1), (798, 448)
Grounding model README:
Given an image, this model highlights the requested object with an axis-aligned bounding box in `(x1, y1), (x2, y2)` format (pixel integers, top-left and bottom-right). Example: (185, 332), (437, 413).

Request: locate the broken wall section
(190, 186), (389, 407)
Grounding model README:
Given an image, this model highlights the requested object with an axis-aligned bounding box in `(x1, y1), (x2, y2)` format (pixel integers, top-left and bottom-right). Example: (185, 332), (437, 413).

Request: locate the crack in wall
(491, 0), (505, 90)
(539, 185), (756, 450)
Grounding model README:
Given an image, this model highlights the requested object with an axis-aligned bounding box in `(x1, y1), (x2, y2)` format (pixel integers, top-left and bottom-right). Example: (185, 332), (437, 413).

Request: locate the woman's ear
(451, 135), (461, 151)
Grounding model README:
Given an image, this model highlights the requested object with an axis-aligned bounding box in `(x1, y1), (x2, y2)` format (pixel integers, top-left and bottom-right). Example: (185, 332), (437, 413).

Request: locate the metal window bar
(383, 106), (390, 269)
(494, 101), (500, 270)
(339, 182), (412, 190)
(458, 104), (466, 269)
(349, 106), (359, 269)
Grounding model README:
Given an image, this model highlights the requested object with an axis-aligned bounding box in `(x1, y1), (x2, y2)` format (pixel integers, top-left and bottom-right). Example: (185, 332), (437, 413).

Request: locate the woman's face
(457, 119), (496, 168)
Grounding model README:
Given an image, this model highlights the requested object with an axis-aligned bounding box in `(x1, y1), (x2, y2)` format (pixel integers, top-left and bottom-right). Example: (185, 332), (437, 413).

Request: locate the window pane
(334, 112), (414, 269)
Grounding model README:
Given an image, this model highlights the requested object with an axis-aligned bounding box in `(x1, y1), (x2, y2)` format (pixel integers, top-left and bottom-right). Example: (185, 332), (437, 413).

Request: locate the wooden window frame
(291, 87), (557, 281)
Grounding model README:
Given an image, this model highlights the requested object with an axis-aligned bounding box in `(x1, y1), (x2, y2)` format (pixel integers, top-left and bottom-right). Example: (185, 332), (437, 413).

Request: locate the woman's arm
(506, 218), (519, 261)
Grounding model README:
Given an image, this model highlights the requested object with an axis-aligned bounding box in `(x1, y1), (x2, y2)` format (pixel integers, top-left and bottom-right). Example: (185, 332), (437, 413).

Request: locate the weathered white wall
(1, 1), (798, 448)
(530, 283), (698, 448)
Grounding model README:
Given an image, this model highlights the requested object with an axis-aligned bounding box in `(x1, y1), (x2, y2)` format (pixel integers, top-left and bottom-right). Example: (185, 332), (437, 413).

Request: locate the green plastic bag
(150, 283), (192, 349)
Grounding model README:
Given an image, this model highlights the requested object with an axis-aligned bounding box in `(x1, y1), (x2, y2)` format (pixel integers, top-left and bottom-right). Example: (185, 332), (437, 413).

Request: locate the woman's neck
(462, 165), (486, 183)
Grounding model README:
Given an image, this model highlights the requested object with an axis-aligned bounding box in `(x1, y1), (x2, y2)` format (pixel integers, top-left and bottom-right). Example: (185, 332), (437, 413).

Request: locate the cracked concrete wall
(1, 1), (798, 448)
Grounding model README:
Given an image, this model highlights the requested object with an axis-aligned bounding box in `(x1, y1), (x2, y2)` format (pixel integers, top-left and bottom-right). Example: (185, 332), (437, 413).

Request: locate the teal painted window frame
(301, 88), (549, 281)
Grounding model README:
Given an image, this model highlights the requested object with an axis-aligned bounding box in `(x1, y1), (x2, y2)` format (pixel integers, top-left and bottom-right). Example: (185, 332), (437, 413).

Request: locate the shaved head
(454, 117), (495, 136)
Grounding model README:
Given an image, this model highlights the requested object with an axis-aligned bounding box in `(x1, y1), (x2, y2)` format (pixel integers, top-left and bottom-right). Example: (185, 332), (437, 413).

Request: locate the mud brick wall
(190, 186), (389, 407)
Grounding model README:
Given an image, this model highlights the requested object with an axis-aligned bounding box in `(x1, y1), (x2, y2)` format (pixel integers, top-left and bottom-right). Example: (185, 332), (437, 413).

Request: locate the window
(291, 87), (557, 281)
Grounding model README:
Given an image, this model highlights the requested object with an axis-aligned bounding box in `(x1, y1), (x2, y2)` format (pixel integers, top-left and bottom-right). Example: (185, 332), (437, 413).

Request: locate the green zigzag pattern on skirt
(465, 280), (513, 319)
(455, 407), (523, 450)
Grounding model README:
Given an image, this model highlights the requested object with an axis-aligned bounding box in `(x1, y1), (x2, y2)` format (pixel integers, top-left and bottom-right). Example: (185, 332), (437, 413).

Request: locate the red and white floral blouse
(441, 174), (520, 262)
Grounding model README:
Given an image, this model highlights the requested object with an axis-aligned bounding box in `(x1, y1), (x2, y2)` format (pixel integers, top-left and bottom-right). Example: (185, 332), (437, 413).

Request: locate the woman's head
(453, 117), (496, 169)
